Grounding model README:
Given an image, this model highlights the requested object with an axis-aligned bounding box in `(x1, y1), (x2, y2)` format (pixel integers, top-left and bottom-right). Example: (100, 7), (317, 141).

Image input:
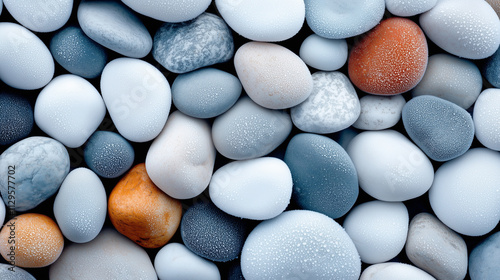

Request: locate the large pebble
(0, 22), (54, 90)
(49, 228), (157, 279)
(0, 92), (33, 145)
(209, 157), (292, 220)
(212, 97), (292, 160)
(216, 0), (304, 42)
(405, 213), (468, 280)
(101, 58), (171, 143)
(122, 0), (211, 23)
(385, 0), (437, 17)
(469, 231), (500, 280)
(486, 0), (500, 17)
(146, 111), (215, 199)
(0, 263), (36, 280)
(347, 130), (434, 201)
(284, 133), (358, 219)
(35, 74), (106, 148)
(429, 148), (500, 236)
(352, 95), (406, 130)
(153, 13), (234, 74)
(484, 47), (500, 88)
(77, 0), (152, 58)
(420, 0), (500, 59)
(299, 35), (348, 71)
(473, 88), (500, 151)
(4, 0), (72, 32)
(234, 42), (313, 109)
(241, 210), (361, 280)
(0, 136), (70, 212)
(360, 262), (436, 280)
(53, 168), (107, 243)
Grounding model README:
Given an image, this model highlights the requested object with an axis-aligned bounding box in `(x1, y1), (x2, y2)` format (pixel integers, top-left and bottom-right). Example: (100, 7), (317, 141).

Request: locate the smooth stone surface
(484, 47), (500, 88)
(284, 133), (358, 219)
(291, 71), (360, 134)
(212, 97), (292, 160)
(241, 210), (361, 280)
(300, 34), (348, 71)
(352, 95), (406, 130)
(78, 0), (152, 58)
(234, 42), (313, 109)
(146, 111), (216, 200)
(469, 231), (500, 280)
(486, 0), (500, 18)
(360, 262), (436, 280)
(385, 0), (437, 17)
(0, 22), (54, 90)
(347, 130), (434, 202)
(122, 0), (211, 23)
(101, 58), (171, 143)
(216, 0), (305, 42)
(210, 157), (292, 220)
(0, 137), (70, 212)
(406, 213), (468, 280)
(53, 168), (107, 243)
(4, 0), (72, 32)
(0, 202), (4, 232)
(153, 13), (233, 74)
(473, 88), (500, 151)
(49, 228), (157, 279)
(172, 68), (241, 119)
(429, 148), (500, 236)
(0, 92), (33, 145)
(0, 263), (36, 280)
(412, 53), (483, 109)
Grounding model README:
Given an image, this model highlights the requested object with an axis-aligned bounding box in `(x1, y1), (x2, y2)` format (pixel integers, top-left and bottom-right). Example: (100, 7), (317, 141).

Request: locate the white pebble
(473, 88), (500, 151)
(4, 0), (72, 32)
(360, 262), (436, 280)
(352, 95), (406, 130)
(385, 0), (437, 17)
(122, 0), (211, 23)
(299, 34), (348, 71)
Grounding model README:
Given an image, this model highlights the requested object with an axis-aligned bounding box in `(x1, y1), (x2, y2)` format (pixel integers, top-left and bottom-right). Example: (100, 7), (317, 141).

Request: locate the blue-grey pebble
(181, 201), (247, 262)
(84, 131), (134, 178)
(50, 26), (108, 79)
(469, 231), (500, 280)
(172, 68), (241, 119)
(284, 133), (359, 219)
(0, 92), (33, 145)
(402, 95), (474, 162)
(0, 263), (36, 280)
(484, 47), (500, 88)
(153, 13), (234, 74)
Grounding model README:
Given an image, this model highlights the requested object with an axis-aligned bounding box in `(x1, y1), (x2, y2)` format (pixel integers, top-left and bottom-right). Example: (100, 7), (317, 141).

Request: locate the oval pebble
(0, 263), (36, 280)
(209, 157), (292, 220)
(360, 262), (436, 280)
(284, 133), (358, 219)
(420, 0), (500, 59)
(234, 42), (313, 109)
(469, 231), (500, 280)
(241, 210), (361, 280)
(352, 94), (406, 130)
(0, 92), (33, 146)
(429, 148), (500, 236)
(172, 67), (241, 119)
(212, 96), (292, 160)
(122, 0), (211, 23)
(4, 0), (72, 32)
(77, 0), (152, 58)
(473, 88), (500, 151)
(100, 58), (171, 143)
(484, 47), (500, 88)
(486, 0), (500, 17)
(299, 34), (348, 71)
(53, 168), (107, 243)
(348, 17), (428, 95)
(146, 111), (216, 200)
(216, 0), (304, 42)
(347, 130), (434, 202)
(385, 0), (437, 17)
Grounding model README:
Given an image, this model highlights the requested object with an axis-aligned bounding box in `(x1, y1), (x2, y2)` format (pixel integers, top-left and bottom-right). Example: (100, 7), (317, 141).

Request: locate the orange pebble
(348, 17), (428, 95)
(0, 213), (64, 267)
(108, 163), (182, 248)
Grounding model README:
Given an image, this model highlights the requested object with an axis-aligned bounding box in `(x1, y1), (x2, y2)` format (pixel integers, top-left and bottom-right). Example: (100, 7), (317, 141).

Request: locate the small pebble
(352, 94), (406, 130)
(299, 34), (348, 71)
(0, 263), (36, 280)
(0, 92), (33, 146)
(484, 47), (500, 88)
(360, 262), (436, 280)
(473, 88), (500, 151)
(3, 0), (72, 32)
(469, 231), (500, 280)
(385, 0), (437, 17)
(122, 0), (211, 23)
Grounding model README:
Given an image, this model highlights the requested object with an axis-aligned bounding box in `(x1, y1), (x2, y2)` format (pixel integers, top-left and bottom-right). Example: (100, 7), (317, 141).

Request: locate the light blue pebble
(0, 92), (33, 145)
(0, 263), (36, 280)
(484, 47), (500, 88)
(469, 231), (500, 280)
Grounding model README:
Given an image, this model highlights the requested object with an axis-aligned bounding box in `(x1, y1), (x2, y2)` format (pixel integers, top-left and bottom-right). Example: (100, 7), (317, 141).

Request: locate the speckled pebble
(352, 94), (406, 130)
(0, 92), (33, 146)
(122, 0), (211, 23)
(0, 263), (36, 280)
(385, 0), (437, 17)
(299, 34), (348, 71)
(469, 231), (500, 280)
(3, 0), (72, 32)
(474, 88), (500, 151)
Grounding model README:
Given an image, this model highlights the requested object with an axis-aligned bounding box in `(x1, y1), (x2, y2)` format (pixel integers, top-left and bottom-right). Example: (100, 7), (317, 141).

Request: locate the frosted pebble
(122, 0), (210, 23)
(0, 263), (36, 280)
(486, 0), (500, 17)
(4, 0), (72, 32)
(484, 47), (500, 88)
(469, 231), (500, 280)
(299, 34), (348, 71)
(352, 95), (405, 130)
(474, 88), (500, 151)
(360, 262), (436, 280)
(385, 0), (437, 17)
(0, 92), (33, 145)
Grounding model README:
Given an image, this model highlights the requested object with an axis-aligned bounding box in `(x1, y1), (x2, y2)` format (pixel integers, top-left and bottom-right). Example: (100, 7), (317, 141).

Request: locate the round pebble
(385, 0), (437, 17)
(469, 231), (500, 280)
(360, 262), (436, 280)
(299, 34), (348, 71)
(484, 47), (500, 88)
(0, 92), (33, 146)
(4, 0), (72, 33)
(122, 0), (211, 23)
(352, 95), (406, 130)
(473, 88), (500, 151)
(0, 263), (36, 280)
(486, 0), (500, 17)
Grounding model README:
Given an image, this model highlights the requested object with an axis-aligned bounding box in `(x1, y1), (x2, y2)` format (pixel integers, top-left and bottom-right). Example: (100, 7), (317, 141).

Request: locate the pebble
(100, 57), (171, 143)
(348, 17), (428, 95)
(209, 157), (293, 220)
(84, 131), (135, 178)
(304, 0), (385, 39)
(405, 213), (468, 280)
(474, 88), (500, 151)
(486, 0), (500, 17)
(234, 42), (313, 109)
(212, 96), (292, 160)
(53, 168), (107, 243)
(469, 231), (500, 280)
(77, 0), (152, 58)
(352, 95), (406, 130)
(420, 0), (500, 59)
(154, 243), (221, 280)
(108, 163), (182, 248)
(0, 214), (64, 267)
(347, 130), (434, 201)
(284, 133), (358, 219)
(429, 148), (500, 236)
(153, 13), (234, 74)
(291, 71), (360, 134)
(171, 67), (241, 119)
(146, 111), (216, 199)
(34, 74), (106, 148)
(412, 53), (483, 109)
(360, 262), (436, 280)
(122, 0), (211, 23)
(0, 263), (36, 280)
(299, 34), (348, 71)
(0, 136), (70, 212)
(385, 0), (437, 17)
(49, 228), (157, 279)
(181, 201), (247, 262)
(484, 47), (500, 88)
(402, 95), (475, 162)
(215, 0), (305, 42)
(3, 0), (72, 32)
(50, 26), (108, 79)
(241, 210), (361, 280)
(0, 202), (3, 231)
(0, 22), (54, 90)
(0, 92), (33, 145)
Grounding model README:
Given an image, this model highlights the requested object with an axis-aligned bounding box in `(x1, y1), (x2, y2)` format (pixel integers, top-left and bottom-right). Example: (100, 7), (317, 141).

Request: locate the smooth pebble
(0, 263), (36, 280)
(360, 262), (436, 280)
(4, 0), (72, 32)
(299, 34), (348, 71)
(122, 0), (211, 23)
(0, 92), (33, 145)
(473, 88), (500, 151)
(385, 0), (437, 17)
(486, 0), (500, 17)
(484, 47), (500, 88)
(469, 231), (500, 280)
(352, 95), (406, 130)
